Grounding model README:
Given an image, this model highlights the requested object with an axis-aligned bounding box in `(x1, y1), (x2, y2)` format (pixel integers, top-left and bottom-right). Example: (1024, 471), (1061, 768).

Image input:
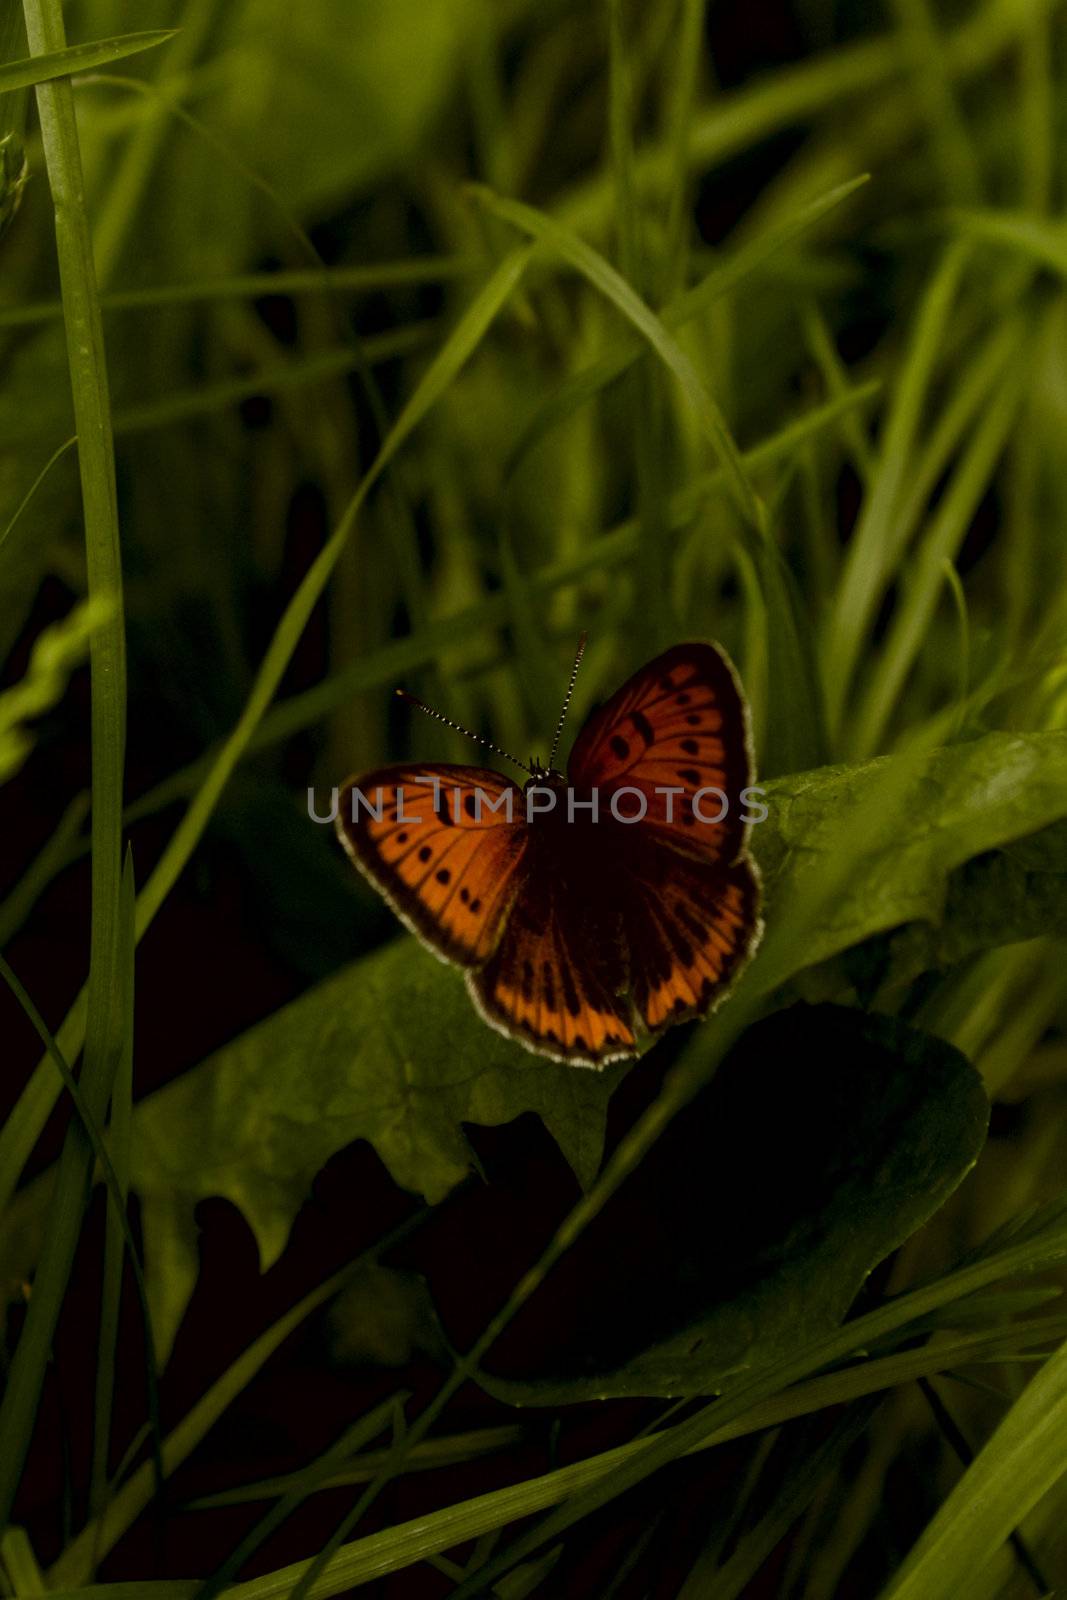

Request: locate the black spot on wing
(632, 709), (654, 746)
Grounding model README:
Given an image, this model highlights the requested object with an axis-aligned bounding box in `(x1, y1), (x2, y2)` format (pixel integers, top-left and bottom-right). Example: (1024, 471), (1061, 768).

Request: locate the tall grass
(2, 0), (1067, 1596)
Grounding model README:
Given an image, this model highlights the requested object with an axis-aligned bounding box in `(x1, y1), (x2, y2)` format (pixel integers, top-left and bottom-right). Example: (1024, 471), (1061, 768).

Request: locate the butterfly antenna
(395, 688), (532, 777)
(548, 632), (588, 769)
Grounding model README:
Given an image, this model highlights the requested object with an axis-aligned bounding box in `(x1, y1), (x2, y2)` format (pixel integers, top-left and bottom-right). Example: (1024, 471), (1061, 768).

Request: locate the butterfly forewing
(568, 642), (752, 864)
(336, 766), (527, 966)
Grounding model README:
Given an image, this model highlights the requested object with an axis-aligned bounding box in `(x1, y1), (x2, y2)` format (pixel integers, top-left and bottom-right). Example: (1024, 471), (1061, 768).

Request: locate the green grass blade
(0, 790), (88, 946)
(472, 184), (764, 529)
(800, 298), (875, 483)
(689, 1404), (880, 1600)
(0, 257), (481, 329)
(0, 1526), (46, 1594)
(89, 849), (136, 1518)
(0, 435), (76, 556)
(659, 0), (705, 300)
(0, 29), (173, 94)
(558, 34), (898, 236)
(0, 0), (128, 1529)
(1018, 5), (1052, 212)
(948, 206), (1067, 278)
(85, 3), (215, 289)
(823, 240), (971, 738)
(506, 174), (868, 478)
(851, 340), (1028, 757)
(607, 0), (641, 284)
(193, 1397), (406, 1600)
(879, 1335), (1067, 1600)
(608, 0), (669, 648)
(887, 0), (981, 200)
(0, 953), (162, 1519)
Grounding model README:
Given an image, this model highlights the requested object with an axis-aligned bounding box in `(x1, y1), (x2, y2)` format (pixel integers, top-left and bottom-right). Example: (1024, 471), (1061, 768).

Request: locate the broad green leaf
(129, 938), (627, 1360)
(474, 1004), (986, 1402)
(823, 817), (1067, 1002)
(757, 730), (1067, 982)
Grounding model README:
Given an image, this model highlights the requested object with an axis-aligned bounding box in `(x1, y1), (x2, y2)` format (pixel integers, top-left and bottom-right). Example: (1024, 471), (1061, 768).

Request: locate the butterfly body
(337, 643), (762, 1068)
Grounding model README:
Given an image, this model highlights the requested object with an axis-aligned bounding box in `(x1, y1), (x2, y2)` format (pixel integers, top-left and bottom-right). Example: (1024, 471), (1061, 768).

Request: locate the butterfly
(336, 639), (763, 1069)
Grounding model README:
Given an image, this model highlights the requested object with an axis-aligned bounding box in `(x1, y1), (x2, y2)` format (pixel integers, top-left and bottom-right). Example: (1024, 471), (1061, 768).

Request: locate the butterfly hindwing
(614, 837), (761, 1034)
(568, 642), (753, 865)
(468, 839), (637, 1067)
(336, 766), (527, 966)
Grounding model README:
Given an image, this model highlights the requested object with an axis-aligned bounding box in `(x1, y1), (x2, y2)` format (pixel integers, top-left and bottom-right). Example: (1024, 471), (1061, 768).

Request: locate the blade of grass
(471, 184), (763, 529)
(0, 0), (128, 1529)
(1, 333), (434, 450)
(86, 0), (214, 289)
(0, 257), (482, 328)
(1018, 5), (1052, 213)
(800, 298), (875, 483)
(879, 1335), (1067, 1600)
(193, 1397), (407, 1600)
(0, 951), (163, 1525)
(0, 28), (173, 94)
(887, 0), (982, 201)
(947, 207), (1067, 278)
(658, 0), (705, 301)
(507, 175), (869, 479)
(89, 850), (136, 1519)
(0, 1526), (45, 1594)
(607, 0), (670, 649)
(851, 339), (1028, 757)
(823, 240), (972, 739)
(473, 182), (829, 770)
(81, 69), (438, 690)
(0, 789), (88, 946)
(187, 1427), (527, 1509)
(685, 1403), (881, 1600)
(0, 436), (77, 557)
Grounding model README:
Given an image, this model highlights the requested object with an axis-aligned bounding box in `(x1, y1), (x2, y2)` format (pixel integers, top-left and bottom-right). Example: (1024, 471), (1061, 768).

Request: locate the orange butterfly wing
(567, 641), (762, 1039)
(467, 846), (637, 1067)
(615, 841), (760, 1034)
(568, 641), (754, 865)
(336, 766), (527, 966)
